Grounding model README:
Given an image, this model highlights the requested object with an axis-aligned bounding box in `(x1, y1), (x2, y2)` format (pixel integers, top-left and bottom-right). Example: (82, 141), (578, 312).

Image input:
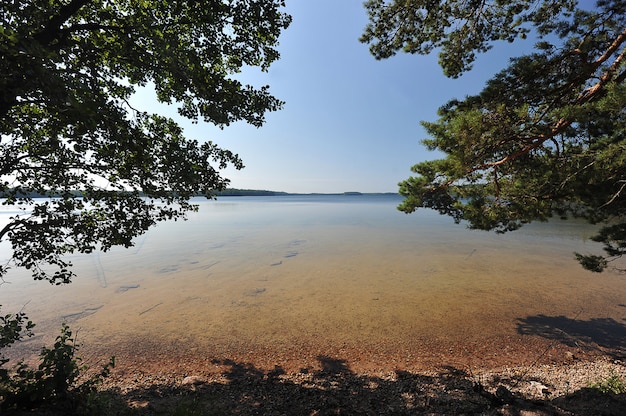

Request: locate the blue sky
(133, 0), (539, 194)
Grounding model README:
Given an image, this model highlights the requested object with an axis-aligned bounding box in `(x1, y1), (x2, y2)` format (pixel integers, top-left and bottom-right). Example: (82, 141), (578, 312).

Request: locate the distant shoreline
(1, 188), (400, 198)
(214, 189), (400, 197)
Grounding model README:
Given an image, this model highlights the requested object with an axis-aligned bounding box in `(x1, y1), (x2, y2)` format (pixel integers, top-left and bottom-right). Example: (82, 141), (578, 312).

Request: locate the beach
(2, 195), (625, 413)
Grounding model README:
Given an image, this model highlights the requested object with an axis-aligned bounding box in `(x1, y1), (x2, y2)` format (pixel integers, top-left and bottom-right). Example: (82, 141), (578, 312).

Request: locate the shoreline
(79, 331), (621, 386)
(82, 330), (618, 374)
(6, 331), (625, 414)
(11, 325), (621, 377)
(91, 343), (625, 415)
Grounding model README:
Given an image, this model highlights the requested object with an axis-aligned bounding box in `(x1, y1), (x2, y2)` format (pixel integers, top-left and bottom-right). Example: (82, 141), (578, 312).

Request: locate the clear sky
(132, 0), (539, 194)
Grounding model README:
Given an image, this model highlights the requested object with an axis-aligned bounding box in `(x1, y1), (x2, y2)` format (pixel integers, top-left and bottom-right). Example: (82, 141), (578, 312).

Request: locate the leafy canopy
(361, 0), (626, 271)
(0, 0), (291, 284)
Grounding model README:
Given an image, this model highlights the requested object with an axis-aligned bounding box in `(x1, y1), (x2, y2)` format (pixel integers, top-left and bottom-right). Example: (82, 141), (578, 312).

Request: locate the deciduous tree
(0, 0), (290, 284)
(362, 0), (626, 271)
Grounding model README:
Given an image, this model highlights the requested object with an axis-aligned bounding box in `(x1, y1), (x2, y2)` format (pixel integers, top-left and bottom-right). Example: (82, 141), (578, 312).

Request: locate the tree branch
(600, 180), (626, 208)
(474, 33), (626, 172)
(32, 0), (92, 46)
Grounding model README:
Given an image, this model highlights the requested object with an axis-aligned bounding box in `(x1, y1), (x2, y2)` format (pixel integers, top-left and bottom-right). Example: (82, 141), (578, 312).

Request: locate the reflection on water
(1, 195), (625, 371)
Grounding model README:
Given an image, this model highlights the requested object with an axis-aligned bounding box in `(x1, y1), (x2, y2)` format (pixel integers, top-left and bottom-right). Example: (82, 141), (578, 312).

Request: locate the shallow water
(1, 195), (625, 372)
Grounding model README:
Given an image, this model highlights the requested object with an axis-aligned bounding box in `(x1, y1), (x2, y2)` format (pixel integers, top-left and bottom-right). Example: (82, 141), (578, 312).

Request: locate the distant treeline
(0, 189), (83, 198)
(1, 188), (397, 198)
(214, 190), (401, 196)
(212, 188), (288, 196)
(0, 188), (287, 198)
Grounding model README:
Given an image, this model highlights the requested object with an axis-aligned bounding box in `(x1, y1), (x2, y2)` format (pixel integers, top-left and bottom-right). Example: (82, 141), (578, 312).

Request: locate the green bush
(0, 322), (114, 412)
(589, 372), (626, 394)
(0, 307), (35, 373)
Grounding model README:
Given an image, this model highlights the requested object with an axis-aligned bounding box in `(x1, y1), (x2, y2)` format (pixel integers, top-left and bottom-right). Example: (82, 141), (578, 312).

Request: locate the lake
(1, 194), (625, 374)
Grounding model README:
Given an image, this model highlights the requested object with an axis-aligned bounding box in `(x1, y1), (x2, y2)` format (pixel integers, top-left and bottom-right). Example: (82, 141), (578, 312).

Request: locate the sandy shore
(79, 326), (618, 374)
(88, 342), (625, 416)
(54, 332), (619, 413)
(5, 322), (625, 415)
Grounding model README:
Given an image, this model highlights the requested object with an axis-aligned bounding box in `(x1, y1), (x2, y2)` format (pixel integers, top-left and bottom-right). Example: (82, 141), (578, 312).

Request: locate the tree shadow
(200, 356), (486, 415)
(4, 355), (626, 415)
(517, 314), (626, 359)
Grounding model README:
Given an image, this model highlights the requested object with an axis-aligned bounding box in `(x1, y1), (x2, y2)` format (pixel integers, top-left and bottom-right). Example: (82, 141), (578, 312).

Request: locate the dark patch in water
(116, 284), (140, 293)
(139, 302), (162, 316)
(271, 261), (282, 266)
(159, 265), (179, 273)
(62, 305), (103, 320)
(202, 261), (220, 270)
(284, 251), (298, 258)
(245, 288), (266, 296)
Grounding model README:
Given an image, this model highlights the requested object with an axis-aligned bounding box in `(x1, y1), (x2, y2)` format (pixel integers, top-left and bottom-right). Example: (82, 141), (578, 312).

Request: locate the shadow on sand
(517, 314), (626, 359)
(7, 355), (625, 415)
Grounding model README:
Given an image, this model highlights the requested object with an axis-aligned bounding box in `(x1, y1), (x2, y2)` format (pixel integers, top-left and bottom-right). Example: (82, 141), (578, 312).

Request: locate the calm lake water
(1, 194), (625, 373)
